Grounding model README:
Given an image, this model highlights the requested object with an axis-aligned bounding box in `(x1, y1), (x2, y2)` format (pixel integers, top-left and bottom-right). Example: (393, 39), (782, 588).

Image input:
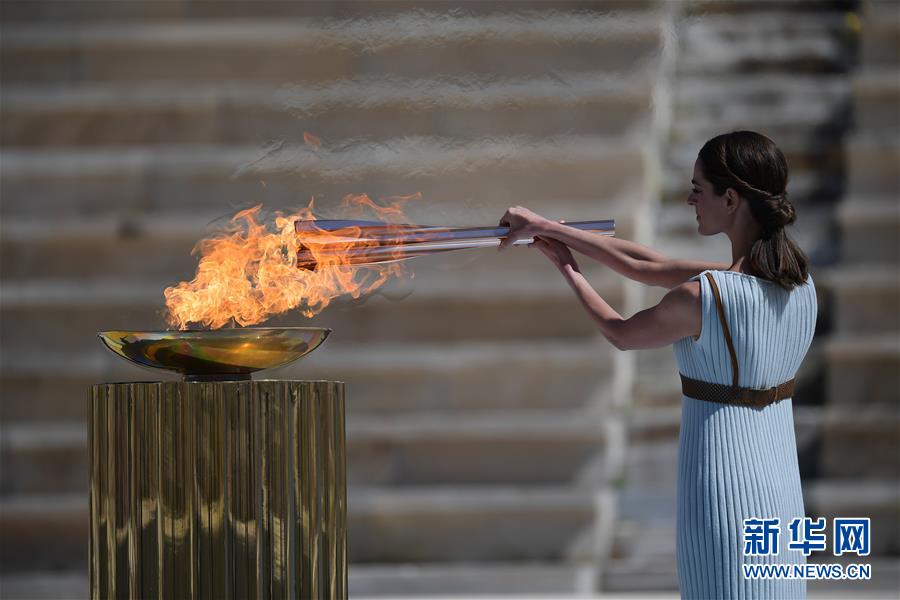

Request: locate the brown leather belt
(681, 272), (796, 409)
(680, 374), (795, 409)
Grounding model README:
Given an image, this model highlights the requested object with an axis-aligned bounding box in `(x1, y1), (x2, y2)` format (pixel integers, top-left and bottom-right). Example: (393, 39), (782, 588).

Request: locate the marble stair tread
(824, 334), (899, 408)
(861, 0), (900, 69)
(846, 132), (900, 197)
(0, 136), (650, 217)
(0, 14), (662, 48)
(0, 137), (645, 176)
(1, 412), (616, 493)
(0, 486), (607, 569)
(4, 563), (899, 598)
(676, 10), (856, 75)
(836, 196), (900, 226)
(0, 0), (660, 22)
(819, 266), (900, 331)
(0, 337), (617, 422)
(823, 334), (900, 358)
(0, 15), (664, 85)
(0, 274), (622, 350)
(0, 75), (654, 147)
(0, 562), (605, 599)
(347, 562), (599, 597)
(835, 196), (900, 264)
(854, 68), (900, 131)
(672, 74), (851, 138)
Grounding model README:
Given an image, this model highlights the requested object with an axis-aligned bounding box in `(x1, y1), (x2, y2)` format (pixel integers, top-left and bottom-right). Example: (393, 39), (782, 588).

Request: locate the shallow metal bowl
(98, 327), (331, 381)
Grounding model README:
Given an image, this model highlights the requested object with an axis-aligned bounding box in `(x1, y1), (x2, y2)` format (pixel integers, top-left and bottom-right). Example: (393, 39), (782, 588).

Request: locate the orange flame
(164, 194), (419, 330)
(303, 131), (322, 150)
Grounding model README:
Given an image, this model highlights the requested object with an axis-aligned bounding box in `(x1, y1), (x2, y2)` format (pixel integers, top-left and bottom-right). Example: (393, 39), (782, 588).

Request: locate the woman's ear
(724, 188), (741, 214)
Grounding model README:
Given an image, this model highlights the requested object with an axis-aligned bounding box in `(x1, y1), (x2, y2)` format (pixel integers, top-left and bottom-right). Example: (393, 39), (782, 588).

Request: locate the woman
(500, 131), (816, 598)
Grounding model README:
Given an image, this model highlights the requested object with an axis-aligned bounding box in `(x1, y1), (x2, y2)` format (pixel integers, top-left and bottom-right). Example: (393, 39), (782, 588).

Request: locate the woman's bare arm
(539, 220), (727, 288)
(499, 206), (728, 288)
(532, 237), (701, 349)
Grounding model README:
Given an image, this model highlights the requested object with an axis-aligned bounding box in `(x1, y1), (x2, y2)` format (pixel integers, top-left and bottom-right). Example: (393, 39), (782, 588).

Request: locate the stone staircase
(0, 1), (666, 596)
(820, 0), (900, 561)
(607, 0), (900, 595)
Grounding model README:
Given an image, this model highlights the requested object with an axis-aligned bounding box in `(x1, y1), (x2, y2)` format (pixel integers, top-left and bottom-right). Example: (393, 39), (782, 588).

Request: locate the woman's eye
(691, 188), (700, 194)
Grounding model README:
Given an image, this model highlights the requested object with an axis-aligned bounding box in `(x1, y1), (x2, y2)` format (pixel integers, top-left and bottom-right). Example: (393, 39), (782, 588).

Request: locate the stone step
(0, 0), (658, 23)
(0, 486), (604, 570)
(0, 338), (617, 423)
(9, 562), (900, 599)
(836, 197), (900, 264)
(0, 571), (90, 600)
(348, 562), (599, 597)
(847, 133), (900, 197)
(622, 438), (679, 493)
(603, 558), (678, 593)
(824, 335), (900, 408)
(804, 478), (900, 556)
(606, 484), (677, 591)
(0, 337), (617, 423)
(0, 494), (88, 573)
(861, 0), (900, 68)
(0, 256), (622, 350)
(1, 413), (614, 494)
(0, 424), (87, 495)
(820, 410), (900, 480)
(632, 337), (686, 411)
(821, 266), (900, 333)
(672, 74), (851, 141)
(606, 519), (677, 592)
(854, 69), (900, 132)
(0, 15), (663, 85)
(0, 136), (650, 218)
(677, 11), (856, 75)
(0, 563), (604, 599)
(349, 414), (613, 488)
(0, 209), (637, 282)
(0, 76), (653, 147)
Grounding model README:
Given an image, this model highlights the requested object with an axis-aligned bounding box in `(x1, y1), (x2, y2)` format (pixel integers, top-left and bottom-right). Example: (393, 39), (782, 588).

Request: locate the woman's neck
(726, 220), (763, 274)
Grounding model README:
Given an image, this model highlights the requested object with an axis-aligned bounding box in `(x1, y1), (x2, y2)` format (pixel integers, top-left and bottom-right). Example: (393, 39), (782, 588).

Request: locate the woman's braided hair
(698, 131), (809, 290)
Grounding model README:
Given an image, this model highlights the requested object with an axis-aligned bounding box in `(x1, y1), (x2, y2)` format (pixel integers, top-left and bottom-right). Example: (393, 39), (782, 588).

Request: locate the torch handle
(295, 219), (615, 269)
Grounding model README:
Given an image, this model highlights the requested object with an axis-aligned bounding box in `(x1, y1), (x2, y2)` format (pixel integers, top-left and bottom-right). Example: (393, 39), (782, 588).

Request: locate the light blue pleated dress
(673, 270), (817, 599)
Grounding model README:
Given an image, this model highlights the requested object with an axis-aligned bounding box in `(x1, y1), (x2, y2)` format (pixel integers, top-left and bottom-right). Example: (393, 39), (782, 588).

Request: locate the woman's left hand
(498, 206), (551, 251)
(532, 236), (578, 271)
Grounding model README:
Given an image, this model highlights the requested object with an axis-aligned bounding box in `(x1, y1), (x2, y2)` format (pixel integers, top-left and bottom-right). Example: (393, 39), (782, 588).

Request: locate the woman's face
(687, 159), (731, 236)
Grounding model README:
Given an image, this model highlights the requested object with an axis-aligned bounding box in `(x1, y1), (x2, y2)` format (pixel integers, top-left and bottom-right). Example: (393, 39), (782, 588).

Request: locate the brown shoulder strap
(705, 272), (740, 388)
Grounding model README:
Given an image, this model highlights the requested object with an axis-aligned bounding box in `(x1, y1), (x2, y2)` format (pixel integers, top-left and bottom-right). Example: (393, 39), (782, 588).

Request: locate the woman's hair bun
(767, 192), (795, 229)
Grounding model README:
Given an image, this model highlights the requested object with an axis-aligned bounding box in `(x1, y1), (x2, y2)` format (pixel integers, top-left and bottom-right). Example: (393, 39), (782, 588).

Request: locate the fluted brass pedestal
(89, 381), (346, 599)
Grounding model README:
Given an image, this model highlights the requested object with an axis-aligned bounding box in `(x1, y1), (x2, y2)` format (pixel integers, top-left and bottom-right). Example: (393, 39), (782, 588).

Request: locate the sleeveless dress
(673, 270), (817, 599)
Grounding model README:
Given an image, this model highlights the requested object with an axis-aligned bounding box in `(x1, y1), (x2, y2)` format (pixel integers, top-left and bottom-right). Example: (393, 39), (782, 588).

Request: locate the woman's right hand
(497, 206), (551, 251)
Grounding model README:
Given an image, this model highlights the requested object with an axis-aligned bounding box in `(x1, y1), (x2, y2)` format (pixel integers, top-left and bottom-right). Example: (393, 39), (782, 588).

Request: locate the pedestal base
(89, 380), (346, 599)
